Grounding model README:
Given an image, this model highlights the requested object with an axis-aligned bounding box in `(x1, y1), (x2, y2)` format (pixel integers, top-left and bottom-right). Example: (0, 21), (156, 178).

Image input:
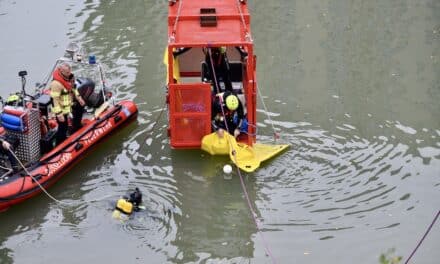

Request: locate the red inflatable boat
(0, 44), (138, 211)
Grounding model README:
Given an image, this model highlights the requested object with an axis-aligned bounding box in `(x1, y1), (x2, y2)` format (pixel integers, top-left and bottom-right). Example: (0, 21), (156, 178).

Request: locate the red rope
(209, 48), (277, 263)
(235, 164), (277, 263)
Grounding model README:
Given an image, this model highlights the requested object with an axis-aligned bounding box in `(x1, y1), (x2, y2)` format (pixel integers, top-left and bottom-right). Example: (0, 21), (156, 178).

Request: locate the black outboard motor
(75, 77), (104, 108)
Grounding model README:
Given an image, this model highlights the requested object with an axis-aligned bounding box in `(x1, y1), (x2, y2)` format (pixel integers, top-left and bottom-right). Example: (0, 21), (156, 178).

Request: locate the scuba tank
(115, 199), (134, 214)
(112, 188), (143, 220)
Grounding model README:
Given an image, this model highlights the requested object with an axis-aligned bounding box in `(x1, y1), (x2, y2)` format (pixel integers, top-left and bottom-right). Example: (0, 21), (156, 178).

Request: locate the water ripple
(255, 117), (439, 241)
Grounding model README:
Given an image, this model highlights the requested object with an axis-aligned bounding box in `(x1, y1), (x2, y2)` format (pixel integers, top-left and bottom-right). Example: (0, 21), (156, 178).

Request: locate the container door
(169, 83), (212, 148)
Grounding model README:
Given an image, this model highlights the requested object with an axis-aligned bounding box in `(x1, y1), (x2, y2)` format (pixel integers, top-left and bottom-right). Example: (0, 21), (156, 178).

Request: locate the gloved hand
(57, 114), (65, 122)
(216, 128), (225, 138)
(233, 128), (240, 138)
(77, 96), (86, 107)
(1, 140), (11, 150)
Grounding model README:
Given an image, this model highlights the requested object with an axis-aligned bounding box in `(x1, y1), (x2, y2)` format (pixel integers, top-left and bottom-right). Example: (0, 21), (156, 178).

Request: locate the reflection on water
(167, 151), (256, 263)
(0, 0), (439, 263)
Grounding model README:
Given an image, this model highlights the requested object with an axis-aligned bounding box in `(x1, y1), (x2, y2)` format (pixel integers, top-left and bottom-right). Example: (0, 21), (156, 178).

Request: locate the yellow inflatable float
(201, 131), (289, 173)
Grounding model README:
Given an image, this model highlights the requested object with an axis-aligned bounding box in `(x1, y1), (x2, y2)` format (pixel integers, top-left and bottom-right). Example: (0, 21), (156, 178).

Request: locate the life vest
(50, 69), (79, 115)
(52, 68), (73, 90)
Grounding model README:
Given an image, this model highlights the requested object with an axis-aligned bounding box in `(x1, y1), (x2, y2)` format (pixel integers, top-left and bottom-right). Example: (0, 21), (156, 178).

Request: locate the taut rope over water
(229, 148), (278, 264)
(139, 100), (167, 152)
(207, 48), (277, 263)
(256, 83), (279, 142)
(404, 210), (439, 264)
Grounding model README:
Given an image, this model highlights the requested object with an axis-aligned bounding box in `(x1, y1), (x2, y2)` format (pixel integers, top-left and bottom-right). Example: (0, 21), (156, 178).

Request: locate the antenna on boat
(18, 70), (28, 105)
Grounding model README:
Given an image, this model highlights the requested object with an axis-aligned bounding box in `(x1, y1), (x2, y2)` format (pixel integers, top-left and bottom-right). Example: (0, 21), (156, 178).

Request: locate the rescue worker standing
(49, 62), (85, 145)
(212, 91), (244, 138)
(205, 47), (233, 92)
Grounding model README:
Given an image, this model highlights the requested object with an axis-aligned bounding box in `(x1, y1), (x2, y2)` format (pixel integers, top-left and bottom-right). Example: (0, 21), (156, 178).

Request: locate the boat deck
(168, 0), (251, 46)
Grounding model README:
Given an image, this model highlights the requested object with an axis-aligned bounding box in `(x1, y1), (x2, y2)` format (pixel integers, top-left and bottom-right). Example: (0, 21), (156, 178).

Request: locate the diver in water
(112, 188), (143, 220)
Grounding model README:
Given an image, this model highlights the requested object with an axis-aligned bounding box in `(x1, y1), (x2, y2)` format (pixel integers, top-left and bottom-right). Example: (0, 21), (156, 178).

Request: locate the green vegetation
(379, 248), (402, 264)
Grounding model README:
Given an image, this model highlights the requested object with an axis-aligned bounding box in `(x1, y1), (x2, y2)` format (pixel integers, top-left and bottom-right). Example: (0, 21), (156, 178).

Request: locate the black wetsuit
(211, 91), (244, 134)
(205, 48), (233, 93)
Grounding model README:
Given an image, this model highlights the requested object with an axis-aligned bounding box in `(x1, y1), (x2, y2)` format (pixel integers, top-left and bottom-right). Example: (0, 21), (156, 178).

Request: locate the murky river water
(0, 0), (439, 263)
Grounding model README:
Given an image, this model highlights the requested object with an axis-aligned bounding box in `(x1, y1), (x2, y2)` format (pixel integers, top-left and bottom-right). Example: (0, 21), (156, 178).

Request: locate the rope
(209, 47), (276, 261)
(170, 0), (183, 42)
(228, 145), (277, 264)
(8, 148), (76, 206)
(206, 61), (276, 261)
(22, 103), (123, 205)
(97, 63), (108, 104)
(207, 48), (221, 95)
(236, 0), (252, 41)
(5, 128), (119, 206)
(206, 39), (276, 262)
(0, 165), (27, 201)
(256, 84), (279, 142)
(236, 0), (277, 142)
(139, 101), (167, 152)
(405, 210), (440, 264)
(207, 48), (235, 135)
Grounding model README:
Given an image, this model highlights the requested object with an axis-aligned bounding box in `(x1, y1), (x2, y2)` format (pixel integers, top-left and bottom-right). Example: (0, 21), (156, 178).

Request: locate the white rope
(7, 148), (113, 207)
(256, 83), (278, 141)
(171, 0), (183, 42)
(237, 0), (252, 41)
(8, 148), (74, 206)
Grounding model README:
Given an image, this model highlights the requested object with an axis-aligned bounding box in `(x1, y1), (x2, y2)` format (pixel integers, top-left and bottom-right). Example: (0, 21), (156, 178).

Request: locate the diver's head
(128, 187), (142, 207)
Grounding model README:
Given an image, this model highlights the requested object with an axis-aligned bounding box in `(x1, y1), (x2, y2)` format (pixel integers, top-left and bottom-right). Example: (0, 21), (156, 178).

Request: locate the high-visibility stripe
(7, 94), (20, 103)
(73, 89), (79, 96)
(61, 108), (71, 114)
(60, 95), (72, 106)
(52, 106), (62, 114)
(52, 94), (73, 114)
(50, 91), (61, 97)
